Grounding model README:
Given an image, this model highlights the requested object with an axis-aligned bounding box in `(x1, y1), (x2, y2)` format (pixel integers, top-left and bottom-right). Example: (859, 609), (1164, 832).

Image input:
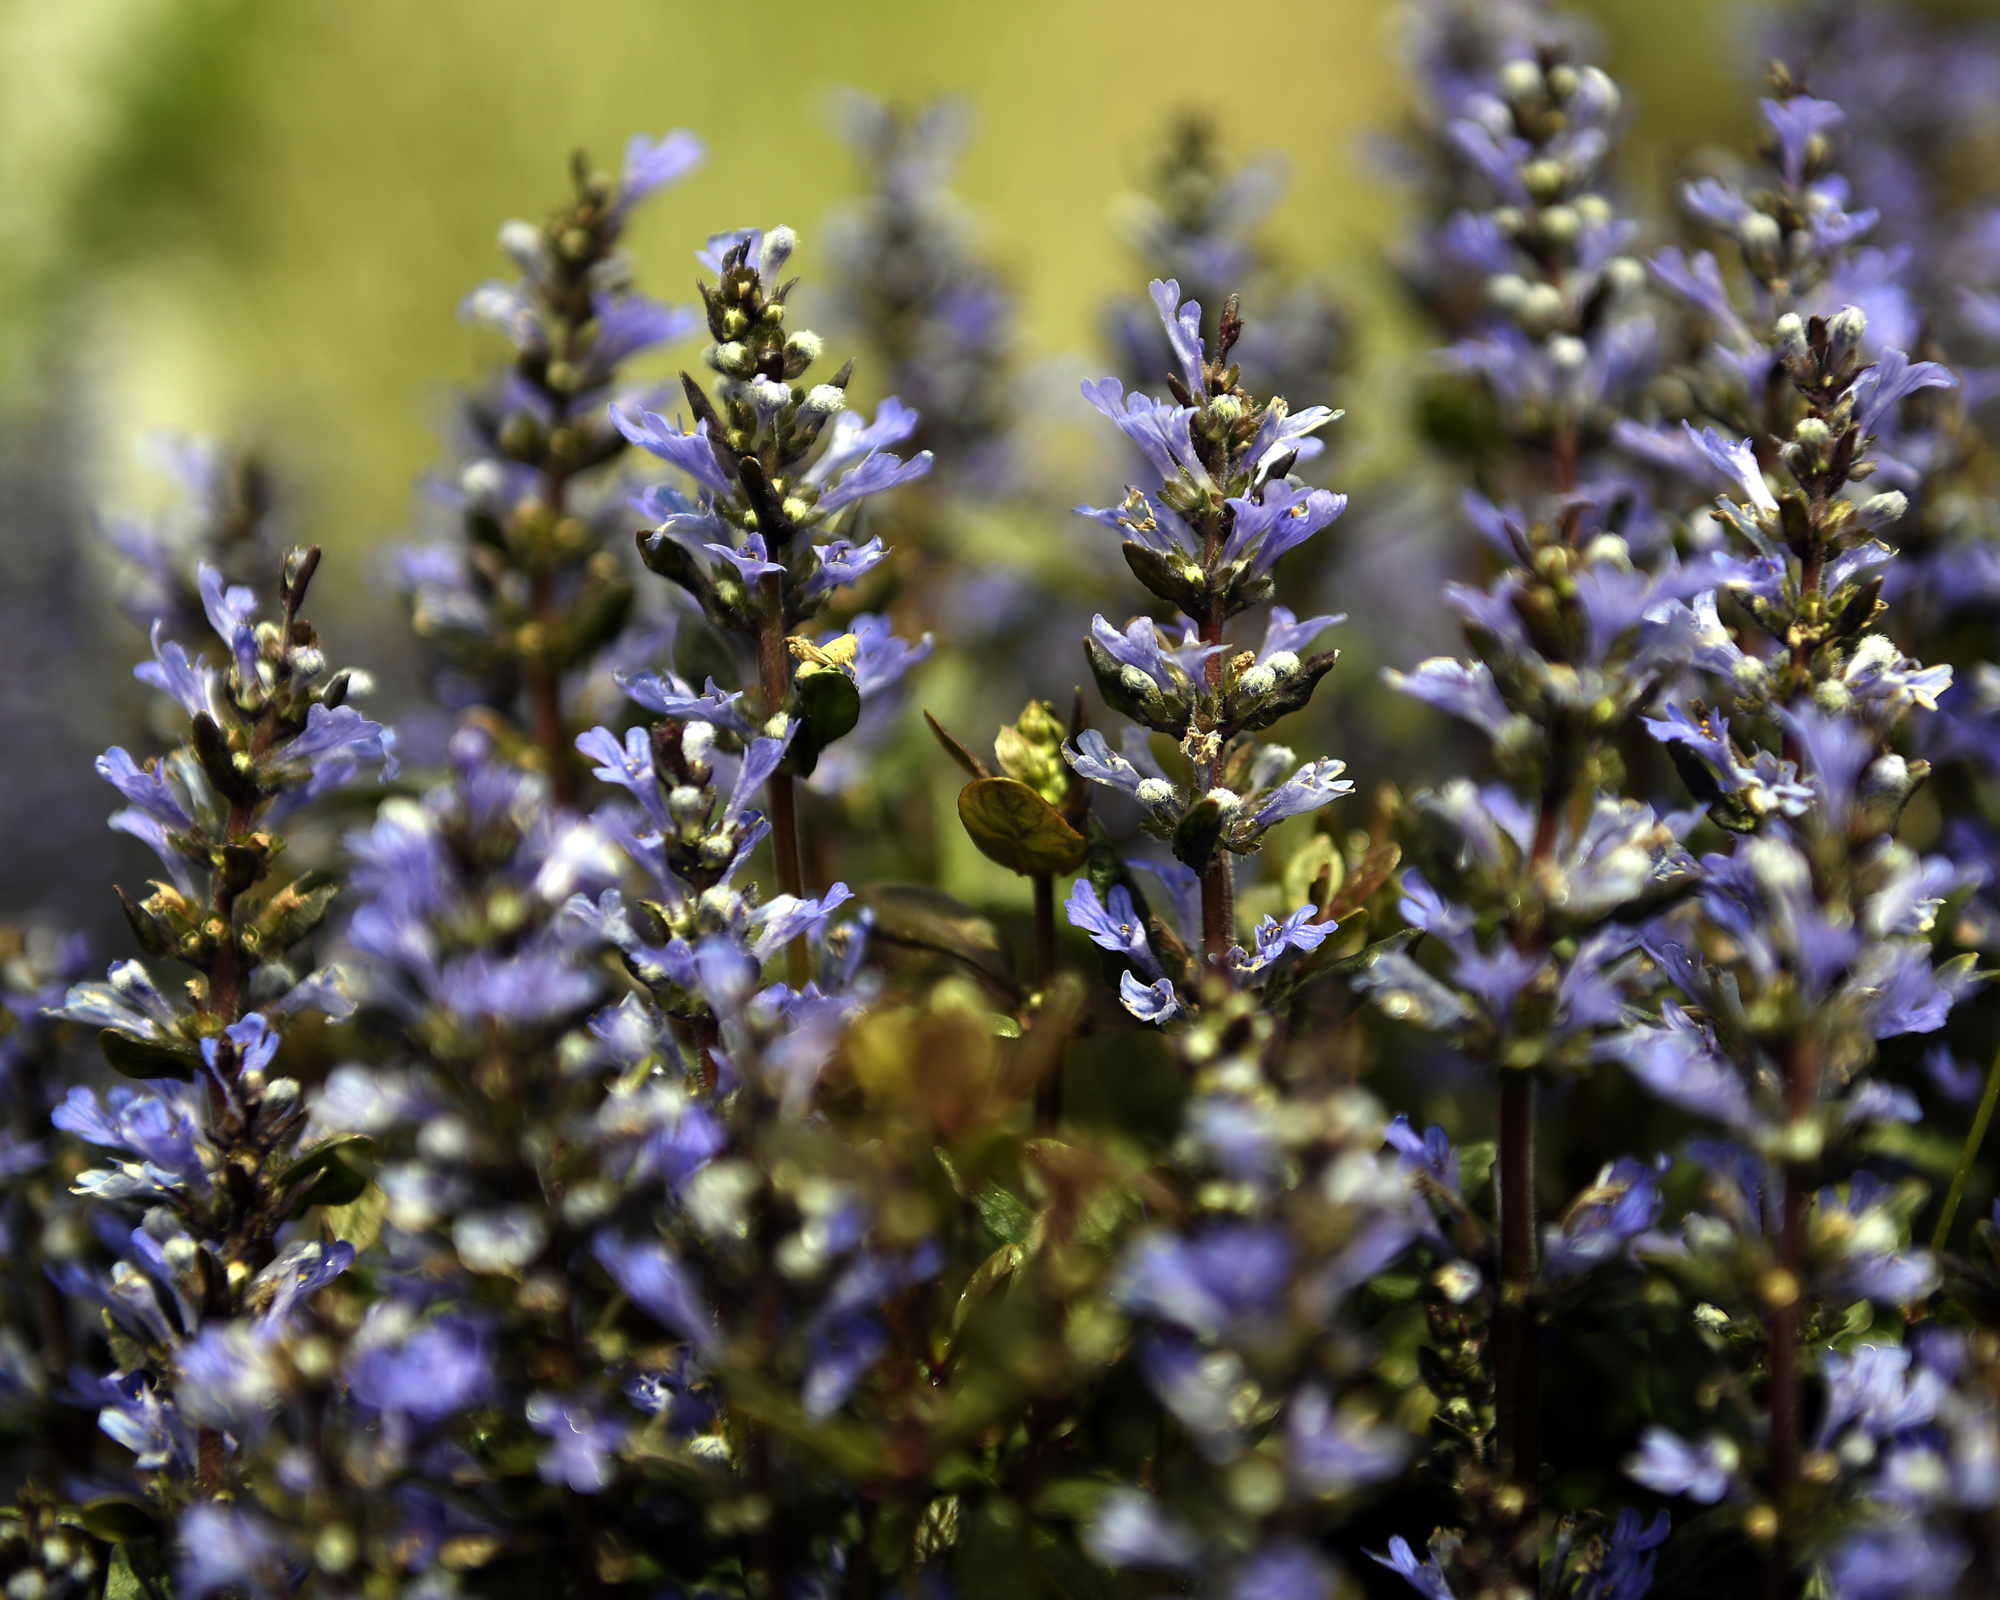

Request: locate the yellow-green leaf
(957, 777), (1088, 876)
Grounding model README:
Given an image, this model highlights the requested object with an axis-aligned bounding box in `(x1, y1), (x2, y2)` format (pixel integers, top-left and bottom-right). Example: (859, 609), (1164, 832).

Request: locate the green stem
(1931, 1037), (2000, 1253)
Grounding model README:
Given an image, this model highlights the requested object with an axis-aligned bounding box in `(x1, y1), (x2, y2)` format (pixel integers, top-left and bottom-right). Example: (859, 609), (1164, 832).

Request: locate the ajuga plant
(1065, 276), (1353, 1010)
(824, 91), (1017, 494)
(398, 132), (704, 800)
(45, 546), (394, 1568)
(610, 222), (933, 970)
(1357, 16), (1723, 1596)
(1594, 66), (1995, 1595)
(99, 434), (286, 650)
(1108, 118), (1350, 437)
(21, 29), (2000, 1600)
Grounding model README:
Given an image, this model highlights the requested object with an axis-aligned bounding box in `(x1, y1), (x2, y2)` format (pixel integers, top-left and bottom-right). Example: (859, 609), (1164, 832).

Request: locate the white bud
(1605, 255), (1645, 295)
(760, 225), (798, 277)
(681, 721), (716, 771)
(1237, 665), (1277, 698)
(668, 784), (706, 817)
(1135, 778), (1176, 808)
(1857, 491), (1908, 530)
(1547, 334), (1588, 372)
(1583, 533), (1631, 570)
(1119, 665), (1161, 700)
(803, 384), (847, 415)
(1486, 273), (1530, 313)
(1264, 650), (1301, 679)
(1497, 58), (1542, 103)
(763, 713), (790, 739)
(497, 219), (546, 274)
(1204, 787), (1243, 814)
(1773, 313), (1808, 364)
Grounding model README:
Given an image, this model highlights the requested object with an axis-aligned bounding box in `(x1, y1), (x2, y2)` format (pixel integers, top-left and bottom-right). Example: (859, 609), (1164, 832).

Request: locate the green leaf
(299, 1155), (369, 1208)
(277, 1134), (373, 1196)
(255, 871), (340, 952)
(1172, 794), (1227, 875)
(972, 1184), (1034, 1246)
(77, 1498), (163, 1544)
(99, 1030), (196, 1083)
(103, 1540), (176, 1600)
(957, 778), (1088, 877)
(790, 666), (862, 777)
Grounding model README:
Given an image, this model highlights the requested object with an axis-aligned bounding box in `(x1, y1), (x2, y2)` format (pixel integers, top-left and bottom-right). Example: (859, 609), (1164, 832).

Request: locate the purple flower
(1384, 1116), (1461, 1199)
(1763, 95), (1846, 190)
(1576, 1510), (1670, 1600)
(802, 1314), (888, 1422)
(611, 405), (734, 496)
(348, 1314), (496, 1422)
(1370, 1535), (1457, 1600)
(1150, 278), (1207, 398)
(177, 1505), (290, 1598)
(1066, 881), (1160, 978)
(592, 1232), (712, 1349)
(1251, 757), (1353, 826)
(1541, 1156), (1668, 1280)
(1625, 1427), (1737, 1503)
(1285, 1384), (1411, 1492)
(1083, 1489), (1201, 1572)
(1231, 1542), (1336, 1600)
(1222, 481), (1350, 574)
(1386, 657), (1512, 738)
(1228, 906), (1332, 977)
(1852, 346), (1957, 435)
(1115, 1224), (1293, 1338)
(96, 747), (189, 827)
(617, 128), (704, 210)
(525, 1394), (628, 1492)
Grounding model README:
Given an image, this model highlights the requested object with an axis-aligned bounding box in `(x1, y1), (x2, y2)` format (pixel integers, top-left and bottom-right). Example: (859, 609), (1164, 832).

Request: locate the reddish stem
(758, 578), (809, 987)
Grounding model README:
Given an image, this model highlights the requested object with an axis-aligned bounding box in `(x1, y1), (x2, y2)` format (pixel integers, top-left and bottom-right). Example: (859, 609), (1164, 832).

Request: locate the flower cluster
(1107, 117), (1350, 430)
(397, 132), (704, 795)
(18, 23), (2000, 1600)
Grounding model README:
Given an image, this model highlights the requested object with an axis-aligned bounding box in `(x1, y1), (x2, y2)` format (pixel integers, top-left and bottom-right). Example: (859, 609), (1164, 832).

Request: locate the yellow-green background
(0, 0), (1760, 613)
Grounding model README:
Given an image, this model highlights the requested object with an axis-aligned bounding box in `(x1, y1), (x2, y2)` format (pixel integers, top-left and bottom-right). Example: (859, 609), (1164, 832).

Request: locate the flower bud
(497, 219), (546, 274)
(783, 331), (823, 376)
(1264, 650), (1301, 679)
(1773, 313), (1808, 366)
(1547, 334), (1588, 372)
(1497, 58), (1542, 104)
(1827, 305), (1867, 364)
(1237, 664), (1276, 698)
(1135, 778), (1176, 808)
(802, 384), (847, 416)
(1249, 744), (1295, 791)
(1856, 490), (1908, 530)
(760, 225), (798, 277)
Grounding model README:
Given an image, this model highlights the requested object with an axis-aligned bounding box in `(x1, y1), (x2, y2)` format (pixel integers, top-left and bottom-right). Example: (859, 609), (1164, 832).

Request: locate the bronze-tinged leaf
(98, 1030), (196, 1083)
(924, 710), (991, 780)
(1326, 841), (1401, 922)
(957, 778), (1089, 877)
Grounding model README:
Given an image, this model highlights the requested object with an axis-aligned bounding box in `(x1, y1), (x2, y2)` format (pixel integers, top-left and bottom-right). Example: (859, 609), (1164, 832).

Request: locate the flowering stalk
(51, 549), (393, 1505)
(825, 91), (1018, 493)
(399, 132), (703, 800)
(1065, 279), (1351, 1014)
(1365, 22), (1700, 1577)
(1107, 116), (1349, 428)
(1604, 72), (1971, 1592)
(615, 225), (933, 981)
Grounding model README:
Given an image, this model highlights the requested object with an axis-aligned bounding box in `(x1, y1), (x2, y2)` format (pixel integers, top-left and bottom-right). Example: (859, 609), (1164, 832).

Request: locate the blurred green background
(0, 0), (1756, 577)
(0, 0), (1758, 925)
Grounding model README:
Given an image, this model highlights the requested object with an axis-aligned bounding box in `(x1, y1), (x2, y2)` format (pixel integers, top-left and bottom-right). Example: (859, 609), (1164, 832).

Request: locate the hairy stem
(1931, 1036), (2000, 1253)
(1494, 1074), (1539, 1551)
(1769, 1036), (1818, 1599)
(1198, 594), (1232, 979)
(758, 579), (809, 988)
